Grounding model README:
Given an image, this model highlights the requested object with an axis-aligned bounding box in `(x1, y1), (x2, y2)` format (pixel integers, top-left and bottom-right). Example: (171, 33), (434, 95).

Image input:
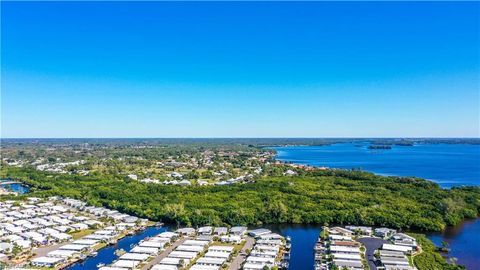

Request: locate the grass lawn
(69, 229), (95, 240)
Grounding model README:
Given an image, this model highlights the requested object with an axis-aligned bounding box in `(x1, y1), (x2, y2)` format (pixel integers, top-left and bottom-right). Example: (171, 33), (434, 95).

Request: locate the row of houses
(0, 198), (103, 260)
(100, 231), (178, 270)
(0, 196), (147, 268)
(152, 236), (215, 270)
(243, 229), (287, 270)
(175, 226), (247, 238)
(314, 227), (365, 270)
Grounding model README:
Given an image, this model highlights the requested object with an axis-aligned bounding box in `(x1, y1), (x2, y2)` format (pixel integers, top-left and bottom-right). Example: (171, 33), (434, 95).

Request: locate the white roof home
(0, 242), (12, 253)
(59, 244), (89, 251)
(213, 227), (228, 235)
(51, 232), (73, 241)
(130, 246), (158, 254)
(330, 245), (360, 254)
(198, 226), (213, 235)
(84, 234), (109, 240)
(230, 226), (247, 235)
(183, 240), (209, 247)
(15, 239), (32, 249)
(248, 228), (271, 238)
(208, 246), (234, 253)
(382, 244), (413, 253)
(176, 227), (196, 236)
(176, 245), (204, 253)
(196, 257), (225, 266)
(120, 252), (150, 261)
(159, 257), (189, 266)
(249, 250), (277, 258)
(245, 256), (275, 264)
(140, 240), (166, 249)
(47, 249), (78, 258)
(151, 265), (178, 270)
(158, 231), (178, 239)
(73, 239), (99, 246)
(190, 265), (220, 270)
(31, 256), (65, 267)
(168, 251), (198, 259)
(112, 259), (140, 269)
(71, 223), (89, 230)
(204, 251), (231, 259)
(243, 262), (269, 270)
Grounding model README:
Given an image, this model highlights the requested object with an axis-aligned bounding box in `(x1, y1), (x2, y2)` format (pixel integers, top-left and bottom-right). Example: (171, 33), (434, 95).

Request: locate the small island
(368, 145), (392, 150)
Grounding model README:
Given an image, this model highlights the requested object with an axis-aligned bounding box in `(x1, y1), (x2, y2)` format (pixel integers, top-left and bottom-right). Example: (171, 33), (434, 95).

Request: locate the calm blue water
(271, 143), (480, 270)
(274, 143), (480, 188)
(0, 180), (30, 194)
(67, 226), (166, 270)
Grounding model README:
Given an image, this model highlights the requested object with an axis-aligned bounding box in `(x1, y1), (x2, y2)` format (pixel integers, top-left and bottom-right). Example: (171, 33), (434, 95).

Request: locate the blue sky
(1, 2), (479, 138)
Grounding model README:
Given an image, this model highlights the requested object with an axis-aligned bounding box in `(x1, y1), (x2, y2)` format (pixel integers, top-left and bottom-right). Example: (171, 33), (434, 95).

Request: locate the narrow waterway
(66, 226), (167, 270)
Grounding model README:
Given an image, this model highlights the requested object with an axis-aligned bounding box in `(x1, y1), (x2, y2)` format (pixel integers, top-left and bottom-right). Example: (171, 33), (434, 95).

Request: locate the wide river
(272, 143), (480, 269)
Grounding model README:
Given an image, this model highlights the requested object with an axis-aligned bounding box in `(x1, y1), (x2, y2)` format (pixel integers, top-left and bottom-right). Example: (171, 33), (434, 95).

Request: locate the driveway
(140, 237), (188, 270)
(357, 237), (388, 270)
(229, 236), (255, 270)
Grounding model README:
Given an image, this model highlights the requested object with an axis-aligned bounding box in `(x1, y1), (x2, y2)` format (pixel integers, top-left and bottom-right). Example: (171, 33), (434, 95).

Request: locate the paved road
(141, 237), (188, 270)
(32, 242), (68, 258)
(229, 236), (255, 270)
(357, 237), (388, 270)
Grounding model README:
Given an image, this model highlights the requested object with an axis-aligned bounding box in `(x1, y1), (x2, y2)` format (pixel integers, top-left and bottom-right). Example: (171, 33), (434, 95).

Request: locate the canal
(66, 226), (167, 270)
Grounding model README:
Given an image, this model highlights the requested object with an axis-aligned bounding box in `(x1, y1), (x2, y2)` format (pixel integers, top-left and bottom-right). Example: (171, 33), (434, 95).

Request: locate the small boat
(155, 222), (164, 227)
(89, 251), (98, 257)
(96, 263), (105, 268)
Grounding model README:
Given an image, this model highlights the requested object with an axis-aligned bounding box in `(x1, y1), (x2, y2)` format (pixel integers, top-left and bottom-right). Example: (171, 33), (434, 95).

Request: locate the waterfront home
(230, 226), (247, 235)
(73, 238), (99, 246)
(248, 228), (271, 238)
(392, 233), (418, 248)
(130, 246), (159, 255)
(112, 259), (140, 269)
(329, 227), (354, 236)
(158, 231), (178, 240)
(382, 243), (413, 253)
(119, 252), (151, 261)
(329, 234), (352, 241)
(258, 233), (284, 240)
(345, 225), (373, 235)
(375, 227), (397, 239)
(139, 240), (167, 249)
(176, 227), (196, 236)
(47, 249), (78, 258)
(31, 256), (65, 267)
(59, 243), (90, 251)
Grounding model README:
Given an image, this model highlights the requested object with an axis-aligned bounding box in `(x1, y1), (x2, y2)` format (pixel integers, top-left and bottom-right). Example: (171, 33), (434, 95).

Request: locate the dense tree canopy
(1, 167), (479, 231)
